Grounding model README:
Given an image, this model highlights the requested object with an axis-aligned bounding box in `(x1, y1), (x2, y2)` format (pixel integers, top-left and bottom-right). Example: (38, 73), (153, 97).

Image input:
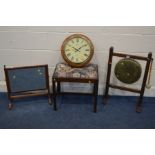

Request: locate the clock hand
(78, 44), (86, 50)
(72, 47), (79, 51)
(71, 46), (81, 52)
(74, 48), (81, 52)
(68, 45), (78, 52)
(68, 44), (82, 52)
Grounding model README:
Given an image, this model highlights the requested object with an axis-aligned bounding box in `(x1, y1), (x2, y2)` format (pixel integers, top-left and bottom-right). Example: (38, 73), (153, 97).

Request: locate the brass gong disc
(114, 58), (142, 84)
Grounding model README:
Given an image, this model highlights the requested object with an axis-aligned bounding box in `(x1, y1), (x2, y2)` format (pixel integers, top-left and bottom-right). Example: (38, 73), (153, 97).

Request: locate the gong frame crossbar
(4, 64), (52, 110)
(104, 46), (153, 112)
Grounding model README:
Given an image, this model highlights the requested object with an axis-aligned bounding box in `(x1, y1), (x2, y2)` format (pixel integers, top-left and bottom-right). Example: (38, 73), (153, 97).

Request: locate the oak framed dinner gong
(104, 47), (153, 113)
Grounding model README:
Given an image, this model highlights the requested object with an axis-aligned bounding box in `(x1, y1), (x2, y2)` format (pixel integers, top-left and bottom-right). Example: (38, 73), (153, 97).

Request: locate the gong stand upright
(104, 47), (153, 112)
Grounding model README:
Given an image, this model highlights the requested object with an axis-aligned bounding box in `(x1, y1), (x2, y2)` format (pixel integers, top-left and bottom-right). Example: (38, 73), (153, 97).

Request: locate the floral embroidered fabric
(53, 63), (98, 79)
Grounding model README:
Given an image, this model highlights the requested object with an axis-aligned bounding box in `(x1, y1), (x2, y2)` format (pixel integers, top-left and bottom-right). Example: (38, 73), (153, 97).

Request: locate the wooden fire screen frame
(4, 65), (52, 110)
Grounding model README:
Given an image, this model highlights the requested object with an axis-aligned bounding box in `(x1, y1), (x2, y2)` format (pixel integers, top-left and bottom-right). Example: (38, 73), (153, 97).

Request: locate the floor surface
(0, 93), (155, 129)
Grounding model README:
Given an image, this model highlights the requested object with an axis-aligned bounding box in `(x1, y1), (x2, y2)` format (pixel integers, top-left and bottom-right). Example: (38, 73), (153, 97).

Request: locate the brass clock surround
(61, 34), (94, 68)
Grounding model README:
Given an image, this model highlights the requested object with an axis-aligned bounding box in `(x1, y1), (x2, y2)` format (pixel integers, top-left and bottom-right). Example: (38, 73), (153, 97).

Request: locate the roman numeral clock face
(61, 34), (94, 67)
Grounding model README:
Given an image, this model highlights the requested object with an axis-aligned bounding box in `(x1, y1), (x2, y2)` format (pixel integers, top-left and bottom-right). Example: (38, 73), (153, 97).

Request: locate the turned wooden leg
(52, 79), (57, 111)
(136, 96), (143, 113)
(57, 82), (61, 94)
(93, 81), (98, 113)
(136, 53), (152, 113)
(103, 47), (113, 105)
(104, 91), (109, 105)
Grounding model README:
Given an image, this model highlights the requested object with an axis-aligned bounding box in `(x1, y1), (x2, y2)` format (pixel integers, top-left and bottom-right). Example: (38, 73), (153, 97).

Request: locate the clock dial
(61, 34), (94, 67)
(64, 38), (90, 63)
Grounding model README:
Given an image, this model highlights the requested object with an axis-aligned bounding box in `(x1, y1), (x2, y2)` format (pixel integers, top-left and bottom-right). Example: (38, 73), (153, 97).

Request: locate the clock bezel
(61, 34), (94, 68)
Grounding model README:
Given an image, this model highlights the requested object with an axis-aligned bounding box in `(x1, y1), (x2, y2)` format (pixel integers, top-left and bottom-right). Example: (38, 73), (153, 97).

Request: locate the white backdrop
(0, 26), (154, 96)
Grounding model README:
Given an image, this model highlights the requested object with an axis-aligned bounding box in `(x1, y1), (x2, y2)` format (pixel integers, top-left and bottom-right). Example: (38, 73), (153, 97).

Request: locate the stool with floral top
(52, 62), (99, 112)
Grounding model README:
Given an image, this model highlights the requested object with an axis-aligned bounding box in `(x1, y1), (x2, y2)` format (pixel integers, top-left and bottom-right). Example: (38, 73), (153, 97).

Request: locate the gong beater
(104, 47), (153, 113)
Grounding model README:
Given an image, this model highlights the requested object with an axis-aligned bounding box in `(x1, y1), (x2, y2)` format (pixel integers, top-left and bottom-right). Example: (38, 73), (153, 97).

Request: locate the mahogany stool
(52, 62), (99, 112)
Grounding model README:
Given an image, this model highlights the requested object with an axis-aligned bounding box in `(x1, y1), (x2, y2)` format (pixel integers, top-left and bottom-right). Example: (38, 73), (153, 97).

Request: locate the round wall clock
(61, 34), (94, 67)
